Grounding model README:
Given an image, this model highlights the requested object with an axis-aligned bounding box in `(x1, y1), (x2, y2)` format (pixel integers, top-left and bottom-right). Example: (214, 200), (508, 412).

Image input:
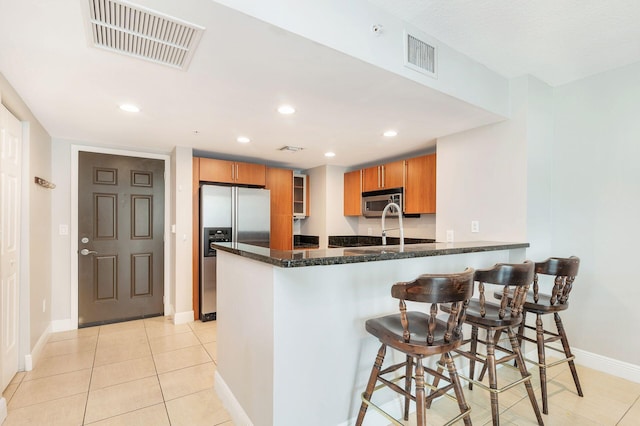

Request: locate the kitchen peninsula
(212, 241), (528, 426)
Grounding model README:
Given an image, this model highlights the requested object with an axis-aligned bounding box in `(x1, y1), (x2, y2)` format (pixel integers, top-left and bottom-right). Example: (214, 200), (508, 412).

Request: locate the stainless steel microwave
(362, 190), (403, 217)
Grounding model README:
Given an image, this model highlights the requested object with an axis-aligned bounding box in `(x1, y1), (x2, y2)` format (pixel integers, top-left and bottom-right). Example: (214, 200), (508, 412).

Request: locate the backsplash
(328, 235), (435, 247)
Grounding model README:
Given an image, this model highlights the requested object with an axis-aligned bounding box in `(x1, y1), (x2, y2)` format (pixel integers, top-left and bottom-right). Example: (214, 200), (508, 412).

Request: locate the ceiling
(1, 0), (639, 170)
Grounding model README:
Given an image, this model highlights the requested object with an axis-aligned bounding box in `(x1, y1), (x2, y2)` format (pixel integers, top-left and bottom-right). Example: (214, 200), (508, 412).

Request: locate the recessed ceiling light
(237, 136), (251, 143)
(119, 104), (140, 113)
(277, 105), (296, 115)
(325, 152), (336, 158)
(383, 130), (398, 137)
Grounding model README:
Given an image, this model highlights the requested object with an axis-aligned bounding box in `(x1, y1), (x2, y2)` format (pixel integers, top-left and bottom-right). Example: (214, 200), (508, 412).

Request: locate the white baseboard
(173, 310), (194, 325)
(0, 397), (7, 424)
(24, 323), (52, 371)
(214, 371), (254, 426)
(51, 319), (75, 332)
(523, 343), (640, 384)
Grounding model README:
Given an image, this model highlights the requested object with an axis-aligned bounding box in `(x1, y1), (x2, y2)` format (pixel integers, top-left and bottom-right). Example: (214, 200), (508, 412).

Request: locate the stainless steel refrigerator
(200, 184), (270, 321)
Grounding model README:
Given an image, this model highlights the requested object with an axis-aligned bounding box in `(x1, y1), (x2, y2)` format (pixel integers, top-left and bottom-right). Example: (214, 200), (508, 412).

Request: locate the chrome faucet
(381, 202), (404, 250)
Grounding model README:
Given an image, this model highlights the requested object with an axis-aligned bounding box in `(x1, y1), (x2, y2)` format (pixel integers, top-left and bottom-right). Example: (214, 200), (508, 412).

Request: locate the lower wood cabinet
(266, 167), (293, 250)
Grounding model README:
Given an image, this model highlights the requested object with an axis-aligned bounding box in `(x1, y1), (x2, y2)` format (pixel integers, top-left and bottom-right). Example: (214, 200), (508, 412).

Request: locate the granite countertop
(212, 241), (529, 268)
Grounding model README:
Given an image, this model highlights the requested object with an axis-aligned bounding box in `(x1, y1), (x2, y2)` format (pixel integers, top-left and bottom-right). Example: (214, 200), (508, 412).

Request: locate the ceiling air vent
(404, 31), (437, 79)
(85, 0), (204, 70)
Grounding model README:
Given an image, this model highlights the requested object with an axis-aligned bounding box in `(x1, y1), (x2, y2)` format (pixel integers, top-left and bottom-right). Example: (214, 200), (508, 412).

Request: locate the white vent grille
(404, 32), (437, 78)
(86, 0), (204, 70)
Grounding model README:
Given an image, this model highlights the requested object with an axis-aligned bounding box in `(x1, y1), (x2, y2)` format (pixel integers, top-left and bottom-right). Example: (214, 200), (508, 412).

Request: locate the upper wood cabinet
(199, 158), (266, 186)
(361, 160), (404, 192)
(404, 153), (436, 214)
(266, 167), (293, 251)
(343, 170), (362, 216)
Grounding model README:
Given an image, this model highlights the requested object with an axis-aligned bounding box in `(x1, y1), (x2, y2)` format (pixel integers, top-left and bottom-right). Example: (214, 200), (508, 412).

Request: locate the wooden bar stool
(495, 256), (582, 414)
(356, 269), (475, 426)
(450, 261), (544, 426)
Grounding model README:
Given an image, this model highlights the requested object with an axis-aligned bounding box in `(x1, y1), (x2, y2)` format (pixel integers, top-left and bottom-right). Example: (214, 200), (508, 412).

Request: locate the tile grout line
(145, 318), (173, 425)
(81, 325), (101, 425)
(615, 393), (640, 425)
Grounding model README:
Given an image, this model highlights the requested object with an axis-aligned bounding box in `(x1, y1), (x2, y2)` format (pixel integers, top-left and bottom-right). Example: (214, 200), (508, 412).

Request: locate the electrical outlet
(367, 227), (372, 236)
(471, 221), (480, 233)
(446, 230), (454, 242)
(59, 224), (68, 235)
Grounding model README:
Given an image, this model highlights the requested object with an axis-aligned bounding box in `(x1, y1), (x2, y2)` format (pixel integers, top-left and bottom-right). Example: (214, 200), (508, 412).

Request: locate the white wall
(435, 77), (529, 244)
(524, 78), (555, 260)
(214, 0), (510, 117)
(356, 214), (436, 240)
(170, 146), (194, 323)
(300, 165), (358, 248)
(551, 62), (640, 365)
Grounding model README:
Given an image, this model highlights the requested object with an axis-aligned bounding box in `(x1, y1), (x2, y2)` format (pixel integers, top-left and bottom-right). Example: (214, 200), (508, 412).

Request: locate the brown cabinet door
(404, 154), (436, 214)
(199, 158), (235, 183)
(362, 166), (380, 192)
(382, 160), (404, 189)
(235, 162), (266, 186)
(343, 170), (362, 216)
(266, 167), (293, 250)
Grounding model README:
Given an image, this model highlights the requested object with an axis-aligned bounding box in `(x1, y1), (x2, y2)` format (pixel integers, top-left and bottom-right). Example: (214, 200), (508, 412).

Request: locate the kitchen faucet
(381, 202), (404, 250)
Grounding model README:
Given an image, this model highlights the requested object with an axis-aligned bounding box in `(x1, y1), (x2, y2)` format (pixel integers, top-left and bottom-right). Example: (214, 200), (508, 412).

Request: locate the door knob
(80, 248), (98, 256)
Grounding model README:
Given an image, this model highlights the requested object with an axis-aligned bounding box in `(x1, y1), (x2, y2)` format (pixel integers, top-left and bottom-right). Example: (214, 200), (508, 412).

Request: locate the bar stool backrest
(474, 261), (535, 320)
(391, 268), (474, 344)
(533, 256), (580, 305)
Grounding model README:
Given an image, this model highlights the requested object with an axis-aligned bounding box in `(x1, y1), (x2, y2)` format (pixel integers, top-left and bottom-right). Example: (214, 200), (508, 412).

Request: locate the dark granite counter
(212, 241), (529, 268)
(293, 234), (319, 249)
(328, 235), (435, 247)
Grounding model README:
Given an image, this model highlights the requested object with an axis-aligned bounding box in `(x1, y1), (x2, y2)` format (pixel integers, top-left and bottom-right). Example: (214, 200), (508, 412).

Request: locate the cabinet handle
(381, 165), (385, 188)
(235, 164), (239, 181)
(231, 164), (235, 180)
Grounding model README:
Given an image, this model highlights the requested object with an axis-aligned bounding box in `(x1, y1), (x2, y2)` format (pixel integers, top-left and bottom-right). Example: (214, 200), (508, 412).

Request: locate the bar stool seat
(356, 269), (475, 426)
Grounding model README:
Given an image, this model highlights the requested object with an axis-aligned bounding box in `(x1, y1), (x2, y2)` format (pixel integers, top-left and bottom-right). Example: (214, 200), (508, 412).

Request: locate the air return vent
(404, 31), (437, 78)
(85, 0), (204, 70)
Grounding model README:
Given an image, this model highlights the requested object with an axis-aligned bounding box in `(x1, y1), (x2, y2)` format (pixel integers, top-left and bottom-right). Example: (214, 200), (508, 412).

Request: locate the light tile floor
(392, 354), (640, 425)
(2, 317), (234, 426)
(3, 317), (640, 425)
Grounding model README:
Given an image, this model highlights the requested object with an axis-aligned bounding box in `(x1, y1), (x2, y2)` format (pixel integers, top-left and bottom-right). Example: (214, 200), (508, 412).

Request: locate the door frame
(70, 145), (171, 329)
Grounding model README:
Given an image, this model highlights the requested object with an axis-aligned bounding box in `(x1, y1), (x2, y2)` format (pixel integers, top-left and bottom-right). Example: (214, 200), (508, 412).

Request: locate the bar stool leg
(485, 329), (500, 426)
(468, 325), (479, 390)
(356, 344), (387, 426)
(514, 311), (527, 368)
(478, 329), (502, 383)
(508, 327), (544, 426)
(415, 358), (426, 426)
(535, 314), (549, 414)
(404, 355), (413, 420)
(555, 313), (583, 397)
(425, 354), (445, 409)
(443, 352), (472, 426)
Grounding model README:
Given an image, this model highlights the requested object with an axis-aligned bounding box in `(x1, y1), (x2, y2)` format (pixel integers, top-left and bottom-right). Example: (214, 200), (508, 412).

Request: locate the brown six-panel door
(78, 152), (164, 327)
